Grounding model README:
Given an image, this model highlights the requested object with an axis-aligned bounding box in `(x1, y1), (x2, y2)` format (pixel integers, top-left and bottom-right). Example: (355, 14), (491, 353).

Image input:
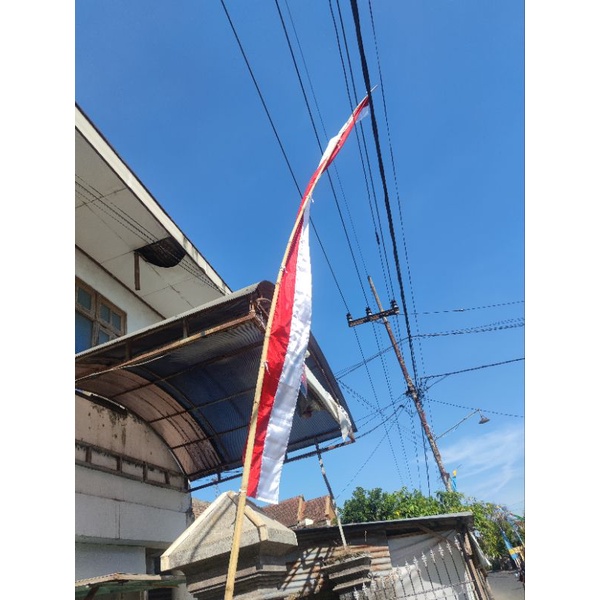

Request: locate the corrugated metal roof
(292, 512), (475, 547)
(75, 573), (185, 598)
(75, 281), (355, 483)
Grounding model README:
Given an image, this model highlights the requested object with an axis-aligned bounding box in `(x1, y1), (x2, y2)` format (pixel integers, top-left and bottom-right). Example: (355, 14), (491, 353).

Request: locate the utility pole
(349, 276), (452, 492)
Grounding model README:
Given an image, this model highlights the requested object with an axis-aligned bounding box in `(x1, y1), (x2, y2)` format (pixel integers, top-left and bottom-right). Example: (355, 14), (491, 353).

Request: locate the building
(261, 495), (336, 529)
(74, 105), (355, 599)
(162, 491), (493, 599)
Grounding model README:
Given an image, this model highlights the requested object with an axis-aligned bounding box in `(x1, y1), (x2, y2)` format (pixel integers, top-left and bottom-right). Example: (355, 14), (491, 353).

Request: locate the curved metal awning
(75, 281), (355, 483)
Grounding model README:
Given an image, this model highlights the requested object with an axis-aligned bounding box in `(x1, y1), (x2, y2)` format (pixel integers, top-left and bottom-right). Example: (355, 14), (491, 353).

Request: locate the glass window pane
(111, 312), (122, 330)
(100, 303), (110, 323)
(75, 312), (93, 353)
(77, 287), (92, 311)
(98, 329), (110, 345)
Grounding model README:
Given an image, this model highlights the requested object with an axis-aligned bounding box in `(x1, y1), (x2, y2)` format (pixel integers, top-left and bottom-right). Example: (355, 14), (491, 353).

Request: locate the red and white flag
(247, 95), (370, 504)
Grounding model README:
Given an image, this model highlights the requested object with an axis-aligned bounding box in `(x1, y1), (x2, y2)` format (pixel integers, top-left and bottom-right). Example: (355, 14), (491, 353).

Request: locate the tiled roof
(261, 495), (334, 528)
(304, 495), (333, 523)
(192, 494), (334, 527)
(192, 498), (211, 519)
(261, 495), (304, 528)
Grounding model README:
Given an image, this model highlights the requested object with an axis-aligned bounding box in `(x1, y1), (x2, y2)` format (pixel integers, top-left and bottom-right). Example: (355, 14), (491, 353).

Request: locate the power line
(340, 338), (417, 489)
(274, 0), (369, 305)
(336, 321), (524, 379)
(275, 0), (421, 488)
(220, 0), (413, 489)
(329, 0), (396, 303)
(346, 0), (434, 489)
(349, 0), (421, 387)
(408, 300), (525, 316)
(426, 396), (524, 420)
(346, 326), (407, 486)
(220, 0), (302, 195)
(275, 0), (364, 306)
(421, 358), (525, 386)
(338, 428), (389, 496)
(416, 319), (524, 338)
(75, 177), (223, 294)
(220, 0), (354, 312)
(365, 0), (428, 383)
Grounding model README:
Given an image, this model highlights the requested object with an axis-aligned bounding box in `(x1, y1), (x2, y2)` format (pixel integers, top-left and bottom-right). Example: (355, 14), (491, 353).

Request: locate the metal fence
(349, 536), (486, 600)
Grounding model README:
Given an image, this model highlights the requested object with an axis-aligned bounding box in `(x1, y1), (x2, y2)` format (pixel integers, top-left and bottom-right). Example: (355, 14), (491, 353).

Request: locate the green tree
(339, 487), (401, 523)
(339, 486), (524, 565)
(393, 487), (442, 518)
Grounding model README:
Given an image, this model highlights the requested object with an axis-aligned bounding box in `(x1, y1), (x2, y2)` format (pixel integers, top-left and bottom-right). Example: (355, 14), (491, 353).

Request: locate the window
(76, 278), (126, 352)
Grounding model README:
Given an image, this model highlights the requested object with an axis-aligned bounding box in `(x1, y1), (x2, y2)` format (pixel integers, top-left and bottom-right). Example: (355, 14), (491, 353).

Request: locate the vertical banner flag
(501, 529), (522, 567)
(247, 94), (370, 504)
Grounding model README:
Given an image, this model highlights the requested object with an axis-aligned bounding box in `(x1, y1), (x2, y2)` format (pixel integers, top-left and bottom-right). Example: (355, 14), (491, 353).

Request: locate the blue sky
(74, 0), (525, 514)
(7, 2), (600, 595)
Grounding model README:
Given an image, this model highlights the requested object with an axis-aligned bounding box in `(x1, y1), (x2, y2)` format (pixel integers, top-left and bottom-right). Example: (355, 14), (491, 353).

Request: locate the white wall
(76, 542), (147, 581)
(75, 473), (191, 545)
(75, 394), (193, 582)
(76, 247), (164, 332)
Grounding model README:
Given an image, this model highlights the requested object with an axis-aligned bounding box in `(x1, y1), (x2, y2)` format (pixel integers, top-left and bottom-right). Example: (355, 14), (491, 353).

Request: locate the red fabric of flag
(247, 95), (370, 504)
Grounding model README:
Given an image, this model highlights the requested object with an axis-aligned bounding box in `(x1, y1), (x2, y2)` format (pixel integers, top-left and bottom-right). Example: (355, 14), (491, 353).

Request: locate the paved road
(486, 570), (525, 600)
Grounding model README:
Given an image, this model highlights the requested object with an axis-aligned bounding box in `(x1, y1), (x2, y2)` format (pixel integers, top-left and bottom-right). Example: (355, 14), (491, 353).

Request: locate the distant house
(75, 105), (355, 599)
(261, 495), (336, 529)
(192, 498), (211, 520)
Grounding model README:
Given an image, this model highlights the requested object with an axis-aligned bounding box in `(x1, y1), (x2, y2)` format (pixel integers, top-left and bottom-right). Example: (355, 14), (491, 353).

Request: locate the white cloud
(431, 422), (525, 509)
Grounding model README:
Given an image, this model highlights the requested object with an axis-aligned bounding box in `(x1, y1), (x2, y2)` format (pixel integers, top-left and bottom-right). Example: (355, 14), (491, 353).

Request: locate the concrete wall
(75, 394), (184, 471)
(75, 468), (191, 545)
(75, 394), (193, 581)
(75, 542), (147, 581)
(76, 544), (195, 599)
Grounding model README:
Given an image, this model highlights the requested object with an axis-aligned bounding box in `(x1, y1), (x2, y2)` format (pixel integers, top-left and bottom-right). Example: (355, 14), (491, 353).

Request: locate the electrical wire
(412, 300), (524, 316)
(220, 0), (301, 196)
(219, 0), (524, 499)
(327, 0), (422, 488)
(349, 0), (421, 382)
(348, 4), (428, 498)
(329, 0), (395, 304)
(220, 0), (357, 312)
(220, 0), (411, 488)
(75, 177), (224, 295)
(365, 0), (428, 383)
(421, 358), (525, 389)
(416, 319), (524, 339)
(274, 0), (369, 305)
(336, 322), (524, 379)
(275, 0), (421, 487)
(426, 396), (524, 420)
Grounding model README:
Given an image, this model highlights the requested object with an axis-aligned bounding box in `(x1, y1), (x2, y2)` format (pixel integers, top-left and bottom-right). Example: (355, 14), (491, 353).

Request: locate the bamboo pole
(224, 96), (369, 598)
(223, 227), (299, 598)
(223, 195), (316, 600)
